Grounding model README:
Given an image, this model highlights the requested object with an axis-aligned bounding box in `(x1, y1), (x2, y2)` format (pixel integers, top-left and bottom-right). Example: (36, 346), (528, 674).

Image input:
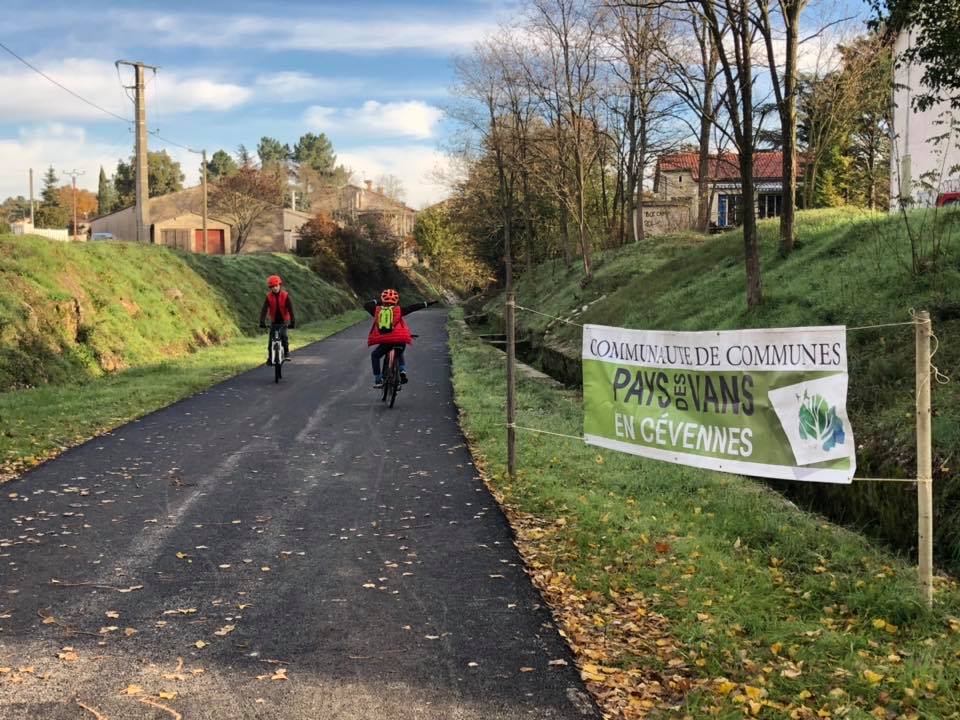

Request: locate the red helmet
(267, 275), (282, 288)
(380, 288), (399, 305)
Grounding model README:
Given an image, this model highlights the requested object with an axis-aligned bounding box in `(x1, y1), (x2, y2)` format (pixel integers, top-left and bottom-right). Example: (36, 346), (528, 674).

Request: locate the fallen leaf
(121, 684), (144, 696)
(158, 691), (177, 700)
(105, 611), (120, 619)
(548, 659), (569, 667)
(519, 666), (535, 673)
(194, 640), (207, 649)
(57, 649), (78, 662)
(124, 628), (137, 637)
(214, 624), (235, 637)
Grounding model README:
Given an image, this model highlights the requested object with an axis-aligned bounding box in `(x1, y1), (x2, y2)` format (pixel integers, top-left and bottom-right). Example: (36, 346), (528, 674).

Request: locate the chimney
(364, 180), (373, 191)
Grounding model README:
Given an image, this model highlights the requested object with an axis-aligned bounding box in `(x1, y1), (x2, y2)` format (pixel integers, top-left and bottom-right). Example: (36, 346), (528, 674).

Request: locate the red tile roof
(657, 151), (802, 181)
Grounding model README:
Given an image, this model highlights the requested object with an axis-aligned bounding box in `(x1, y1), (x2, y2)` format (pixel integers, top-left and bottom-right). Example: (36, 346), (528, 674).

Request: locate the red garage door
(194, 229), (225, 254)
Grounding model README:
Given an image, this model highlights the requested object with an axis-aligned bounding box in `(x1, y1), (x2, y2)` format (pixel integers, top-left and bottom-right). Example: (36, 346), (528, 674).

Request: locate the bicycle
(379, 334), (418, 408)
(266, 323), (286, 383)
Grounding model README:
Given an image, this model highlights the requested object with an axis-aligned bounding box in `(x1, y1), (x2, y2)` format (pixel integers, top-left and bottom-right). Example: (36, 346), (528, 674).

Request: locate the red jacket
(260, 291), (295, 325)
(367, 305), (413, 346)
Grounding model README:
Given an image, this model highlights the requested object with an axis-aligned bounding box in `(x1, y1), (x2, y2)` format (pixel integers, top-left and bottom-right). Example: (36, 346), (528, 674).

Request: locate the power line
(0, 42), (202, 167)
(0, 40), (132, 124)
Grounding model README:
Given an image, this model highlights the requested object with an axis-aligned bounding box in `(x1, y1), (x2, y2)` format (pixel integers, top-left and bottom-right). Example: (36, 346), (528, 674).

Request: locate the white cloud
(335, 145), (452, 209)
(304, 101), (444, 140)
(0, 57), (252, 123)
(0, 123), (198, 202)
(253, 72), (347, 102)
(132, 11), (493, 53)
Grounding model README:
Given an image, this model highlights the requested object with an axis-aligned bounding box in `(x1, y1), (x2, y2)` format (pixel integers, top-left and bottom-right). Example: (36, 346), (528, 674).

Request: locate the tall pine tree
(35, 165), (69, 228)
(97, 166), (116, 215)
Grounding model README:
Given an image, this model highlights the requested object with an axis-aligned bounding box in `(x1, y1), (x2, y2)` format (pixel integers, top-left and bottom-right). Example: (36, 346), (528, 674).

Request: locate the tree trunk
(739, 0), (762, 309)
(697, 40), (717, 233)
(577, 181), (592, 279)
(522, 170), (535, 272)
(559, 196), (572, 267)
(779, 3), (799, 256)
(636, 110), (649, 243)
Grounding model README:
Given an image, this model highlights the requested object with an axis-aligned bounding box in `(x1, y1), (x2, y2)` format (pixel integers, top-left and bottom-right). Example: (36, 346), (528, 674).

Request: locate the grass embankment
(0, 235), (362, 479)
(449, 310), (960, 719)
(476, 208), (960, 573)
(0, 235), (355, 391)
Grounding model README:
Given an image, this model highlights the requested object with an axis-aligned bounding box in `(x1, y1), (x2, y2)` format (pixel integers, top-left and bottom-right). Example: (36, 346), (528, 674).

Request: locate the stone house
(311, 180), (419, 262)
(89, 186), (311, 254)
(653, 151), (804, 230)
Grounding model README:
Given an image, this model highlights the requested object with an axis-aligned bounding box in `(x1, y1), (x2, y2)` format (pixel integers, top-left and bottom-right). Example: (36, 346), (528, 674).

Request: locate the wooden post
(915, 310), (934, 606)
(506, 292), (517, 478)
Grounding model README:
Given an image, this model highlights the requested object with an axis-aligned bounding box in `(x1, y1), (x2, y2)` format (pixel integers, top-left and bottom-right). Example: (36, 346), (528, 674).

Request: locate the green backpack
(377, 305), (397, 332)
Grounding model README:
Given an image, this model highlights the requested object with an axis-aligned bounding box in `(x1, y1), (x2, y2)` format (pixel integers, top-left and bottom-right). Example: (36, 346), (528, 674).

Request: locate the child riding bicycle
(258, 275), (296, 364)
(365, 289), (437, 388)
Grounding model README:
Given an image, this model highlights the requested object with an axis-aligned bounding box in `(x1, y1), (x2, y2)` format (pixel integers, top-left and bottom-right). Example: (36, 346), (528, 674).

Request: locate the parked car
(936, 192), (960, 207)
(91, 232), (114, 240)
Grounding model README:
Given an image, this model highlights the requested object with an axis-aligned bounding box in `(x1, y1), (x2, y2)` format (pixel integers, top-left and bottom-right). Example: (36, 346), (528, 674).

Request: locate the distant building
(11, 219), (69, 242)
(312, 180), (419, 263)
(88, 186), (312, 254)
(653, 151), (804, 230)
(889, 29), (960, 209)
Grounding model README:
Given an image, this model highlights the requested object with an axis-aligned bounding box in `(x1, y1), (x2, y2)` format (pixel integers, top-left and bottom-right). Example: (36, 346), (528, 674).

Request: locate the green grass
(478, 207), (960, 574)
(0, 235), (355, 391)
(0, 311), (366, 481)
(449, 309), (960, 719)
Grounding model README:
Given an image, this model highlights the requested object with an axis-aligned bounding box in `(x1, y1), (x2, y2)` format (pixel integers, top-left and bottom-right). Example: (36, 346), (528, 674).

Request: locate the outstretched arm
(401, 300), (438, 315)
(363, 299), (378, 316)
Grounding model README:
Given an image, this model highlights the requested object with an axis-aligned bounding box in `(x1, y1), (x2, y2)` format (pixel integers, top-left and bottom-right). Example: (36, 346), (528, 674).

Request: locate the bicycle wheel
(389, 369), (399, 408)
(274, 341), (282, 383)
(388, 352), (400, 408)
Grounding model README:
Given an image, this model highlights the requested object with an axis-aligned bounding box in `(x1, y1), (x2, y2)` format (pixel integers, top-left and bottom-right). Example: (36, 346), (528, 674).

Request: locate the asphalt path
(0, 309), (598, 719)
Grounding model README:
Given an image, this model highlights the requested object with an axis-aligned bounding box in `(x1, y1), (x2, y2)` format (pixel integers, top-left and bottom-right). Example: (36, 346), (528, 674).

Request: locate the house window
(758, 193), (783, 219)
(717, 194), (742, 228)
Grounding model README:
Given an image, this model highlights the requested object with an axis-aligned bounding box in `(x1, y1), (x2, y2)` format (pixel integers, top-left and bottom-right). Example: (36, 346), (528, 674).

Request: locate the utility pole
(63, 169), (85, 240)
(28, 168), (35, 226)
(116, 60), (159, 243)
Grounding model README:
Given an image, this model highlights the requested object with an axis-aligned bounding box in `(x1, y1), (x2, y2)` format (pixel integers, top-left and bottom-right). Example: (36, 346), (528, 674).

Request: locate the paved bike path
(0, 309), (598, 719)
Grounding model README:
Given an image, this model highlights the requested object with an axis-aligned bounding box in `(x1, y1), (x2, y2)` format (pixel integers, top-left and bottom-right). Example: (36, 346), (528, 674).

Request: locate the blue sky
(0, 0), (523, 207)
(1, 0), (868, 209)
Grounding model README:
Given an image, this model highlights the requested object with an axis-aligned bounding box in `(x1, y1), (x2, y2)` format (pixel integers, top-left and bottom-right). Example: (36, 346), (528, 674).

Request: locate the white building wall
(890, 30), (960, 209)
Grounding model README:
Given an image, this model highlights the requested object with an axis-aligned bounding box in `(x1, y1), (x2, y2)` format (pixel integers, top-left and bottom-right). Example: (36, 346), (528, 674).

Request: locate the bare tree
(662, 7), (723, 233)
(452, 41), (519, 287)
(210, 166), (285, 253)
(697, 0), (764, 308)
(375, 174), (407, 202)
(754, 0), (806, 256)
(528, 0), (606, 282)
(607, 1), (681, 243)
